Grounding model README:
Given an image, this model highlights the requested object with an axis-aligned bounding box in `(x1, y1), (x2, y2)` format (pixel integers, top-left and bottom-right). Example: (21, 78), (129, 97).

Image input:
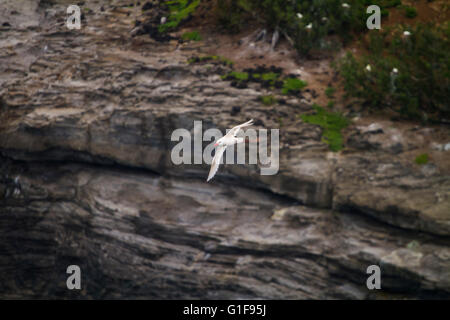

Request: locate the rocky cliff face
(0, 0), (449, 299)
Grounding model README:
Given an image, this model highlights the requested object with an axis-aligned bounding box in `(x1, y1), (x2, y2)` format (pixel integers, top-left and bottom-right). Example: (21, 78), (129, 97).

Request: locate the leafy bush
(404, 6), (418, 18)
(215, 0), (385, 55)
(221, 66), (308, 94)
(182, 30), (202, 41)
(327, 100), (335, 109)
(214, 0), (247, 33)
(222, 71), (249, 81)
(282, 77), (307, 94)
(261, 72), (280, 83)
(260, 95), (277, 105)
(301, 104), (350, 151)
(337, 23), (450, 121)
(369, 0), (402, 8)
(415, 153), (429, 165)
(325, 86), (336, 98)
(188, 55), (234, 66)
(159, 0), (200, 33)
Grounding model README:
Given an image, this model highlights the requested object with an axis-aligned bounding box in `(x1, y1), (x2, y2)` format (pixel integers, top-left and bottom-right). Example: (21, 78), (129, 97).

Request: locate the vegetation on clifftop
(156, 1), (448, 122)
(337, 23), (450, 121)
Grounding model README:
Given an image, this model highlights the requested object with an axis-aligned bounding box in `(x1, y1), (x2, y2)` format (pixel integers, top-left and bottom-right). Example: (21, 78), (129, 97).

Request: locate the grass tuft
(282, 77), (307, 95)
(325, 86), (335, 98)
(159, 0), (200, 33)
(415, 153), (429, 165)
(404, 6), (418, 18)
(301, 105), (349, 151)
(222, 71), (249, 81)
(181, 30), (202, 41)
(260, 95), (277, 106)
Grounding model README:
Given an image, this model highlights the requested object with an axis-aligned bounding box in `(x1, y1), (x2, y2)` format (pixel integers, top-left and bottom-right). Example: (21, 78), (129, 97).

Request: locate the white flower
(321, 17), (328, 22)
(297, 13), (303, 19)
(306, 23), (312, 29)
(160, 16), (167, 24)
(403, 31), (411, 36)
(365, 64), (371, 72)
(342, 3), (350, 8)
(392, 68), (398, 74)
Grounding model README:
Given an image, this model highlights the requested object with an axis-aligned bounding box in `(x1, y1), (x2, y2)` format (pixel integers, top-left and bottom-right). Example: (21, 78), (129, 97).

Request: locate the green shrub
(221, 67), (308, 95)
(214, 0), (247, 33)
(415, 153), (429, 165)
(301, 105), (350, 151)
(182, 30), (202, 41)
(188, 55), (234, 66)
(159, 0), (200, 33)
(404, 6), (418, 18)
(214, 0), (412, 55)
(327, 100), (335, 109)
(369, 0), (402, 8)
(261, 72), (280, 83)
(337, 24), (450, 121)
(222, 71), (249, 81)
(282, 77), (307, 94)
(216, 0), (369, 56)
(325, 86), (336, 98)
(261, 95), (277, 105)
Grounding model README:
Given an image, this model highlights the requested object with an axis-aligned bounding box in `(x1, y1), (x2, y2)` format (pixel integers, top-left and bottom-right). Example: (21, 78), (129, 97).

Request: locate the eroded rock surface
(1, 159), (449, 299)
(0, 0), (449, 299)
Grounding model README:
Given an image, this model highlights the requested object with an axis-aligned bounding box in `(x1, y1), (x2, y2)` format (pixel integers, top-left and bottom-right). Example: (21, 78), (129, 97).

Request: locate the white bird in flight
(207, 119), (254, 182)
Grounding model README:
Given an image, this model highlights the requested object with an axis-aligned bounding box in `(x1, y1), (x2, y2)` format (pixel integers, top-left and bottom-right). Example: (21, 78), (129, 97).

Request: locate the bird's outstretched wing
(207, 145), (227, 182)
(225, 119), (254, 138)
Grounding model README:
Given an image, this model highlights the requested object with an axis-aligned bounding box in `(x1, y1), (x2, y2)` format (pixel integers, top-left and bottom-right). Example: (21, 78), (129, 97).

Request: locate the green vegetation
(404, 6), (418, 18)
(301, 105), (350, 151)
(325, 86), (335, 98)
(278, 117), (284, 127)
(327, 101), (335, 109)
(222, 71), (249, 81)
(215, 0), (401, 55)
(181, 30), (202, 41)
(221, 68), (307, 95)
(337, 23), (450, 121)
(282, 77), (307, 94)
(368, 0), (402, 10)
(415, 153), (429, 165)
(171, 1), (445, 122)
(159, 0), (200, 33)
(188, 55), (234, 66)
(260, 95), (277, 106)
(261, 72), (280, 83)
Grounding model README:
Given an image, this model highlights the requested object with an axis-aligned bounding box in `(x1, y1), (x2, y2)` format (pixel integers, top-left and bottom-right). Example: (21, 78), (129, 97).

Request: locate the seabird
(207, 119), (254, 182)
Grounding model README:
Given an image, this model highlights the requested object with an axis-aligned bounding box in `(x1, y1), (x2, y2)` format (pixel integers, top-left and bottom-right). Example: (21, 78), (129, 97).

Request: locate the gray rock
(0, 161), (448, 299)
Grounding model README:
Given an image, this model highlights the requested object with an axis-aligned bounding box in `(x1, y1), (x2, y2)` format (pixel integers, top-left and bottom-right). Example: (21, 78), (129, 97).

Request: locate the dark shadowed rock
(0, 160), (449, 299)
